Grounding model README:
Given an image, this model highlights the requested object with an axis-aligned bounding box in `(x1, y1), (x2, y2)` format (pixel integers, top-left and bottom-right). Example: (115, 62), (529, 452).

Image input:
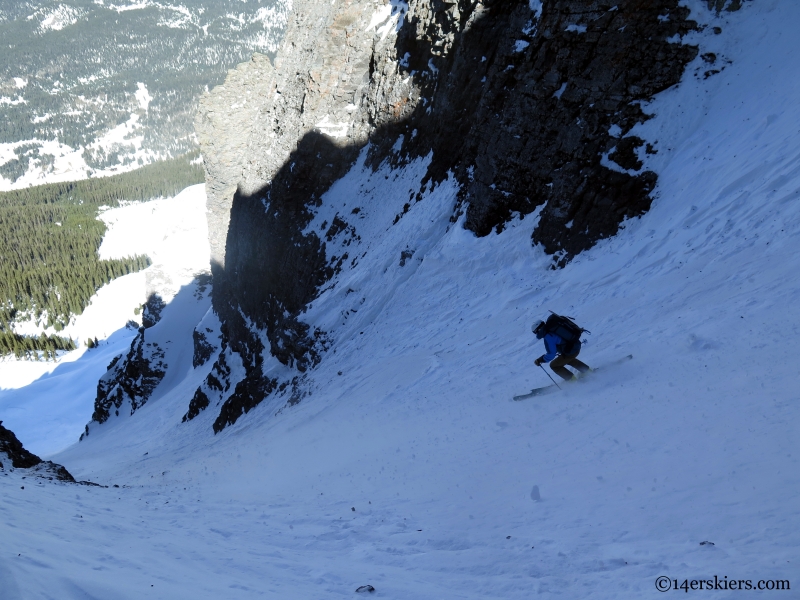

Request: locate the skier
(532, 315), (591, 381)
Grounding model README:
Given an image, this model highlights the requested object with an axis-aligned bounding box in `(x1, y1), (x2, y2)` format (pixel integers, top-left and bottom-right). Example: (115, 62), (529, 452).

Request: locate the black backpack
(544, 313), (588, 354)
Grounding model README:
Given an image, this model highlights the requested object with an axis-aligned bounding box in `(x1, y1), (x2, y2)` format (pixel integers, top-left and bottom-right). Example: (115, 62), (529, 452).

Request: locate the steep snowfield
(1, 2), (798, 598)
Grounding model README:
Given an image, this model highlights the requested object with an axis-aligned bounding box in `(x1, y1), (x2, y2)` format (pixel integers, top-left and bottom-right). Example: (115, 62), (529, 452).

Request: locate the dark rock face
(0, 420), (41, 469)
(390, 0), (698, 263)
(183, 388), (210, 422)
(213, 375), (278, 433)
(32, 461), (75, 482)
(195, 134), (347, 430)
(86, 328), (167, 429)
(192, 328), (216, 368)
(183, 335), (238, 427)
(182, 342), (233, 424)
(219, 133), (347, 372)
(195, 0), (707, 429)
(183, 325), (286, 432)
(141, 293), (167, 329)
(0, 421), (75, 482)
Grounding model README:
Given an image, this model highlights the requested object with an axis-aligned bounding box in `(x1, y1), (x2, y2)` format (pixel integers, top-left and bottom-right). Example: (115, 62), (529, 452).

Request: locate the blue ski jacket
(541, 333), (580, 362)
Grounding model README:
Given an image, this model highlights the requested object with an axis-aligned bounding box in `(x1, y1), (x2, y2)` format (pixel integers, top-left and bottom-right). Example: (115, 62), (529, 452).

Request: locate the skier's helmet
(532, 320), (546, 339)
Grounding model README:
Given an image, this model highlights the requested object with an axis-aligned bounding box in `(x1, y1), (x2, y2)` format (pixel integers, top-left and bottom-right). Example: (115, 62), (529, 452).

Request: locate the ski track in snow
(1, 2), (799, 598)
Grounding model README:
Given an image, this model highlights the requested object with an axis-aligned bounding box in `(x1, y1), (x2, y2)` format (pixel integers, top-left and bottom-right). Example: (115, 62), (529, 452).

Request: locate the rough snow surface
(1, 2), (799, 598)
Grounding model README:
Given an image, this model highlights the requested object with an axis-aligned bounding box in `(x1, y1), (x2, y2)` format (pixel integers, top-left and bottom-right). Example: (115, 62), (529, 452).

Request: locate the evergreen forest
(0, 154), (204, 359)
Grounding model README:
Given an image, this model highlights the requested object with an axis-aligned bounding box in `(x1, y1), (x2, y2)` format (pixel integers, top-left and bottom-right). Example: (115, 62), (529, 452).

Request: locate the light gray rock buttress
(196, 0), (428, 272)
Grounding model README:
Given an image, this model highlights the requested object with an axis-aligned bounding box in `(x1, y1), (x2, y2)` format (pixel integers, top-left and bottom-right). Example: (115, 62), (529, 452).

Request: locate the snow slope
(1, 2), (798, 598)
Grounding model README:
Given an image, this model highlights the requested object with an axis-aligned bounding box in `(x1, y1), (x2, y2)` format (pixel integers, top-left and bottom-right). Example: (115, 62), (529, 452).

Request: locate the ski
(513, 354), (633, 401)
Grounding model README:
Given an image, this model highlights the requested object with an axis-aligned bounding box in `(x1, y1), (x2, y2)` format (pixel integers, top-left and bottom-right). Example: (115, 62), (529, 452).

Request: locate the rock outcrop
(194, 0), (723, 429)
(0, 421), (75, 482)
(141, 293), (167, 329)
(85, 328), (167, 430)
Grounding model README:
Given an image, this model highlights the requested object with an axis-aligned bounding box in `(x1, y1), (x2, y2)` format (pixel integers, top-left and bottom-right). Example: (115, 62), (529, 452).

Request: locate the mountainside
(0, 0), (290, 189)
(192, 0), (707, 430)
(2, 0), (799, 598)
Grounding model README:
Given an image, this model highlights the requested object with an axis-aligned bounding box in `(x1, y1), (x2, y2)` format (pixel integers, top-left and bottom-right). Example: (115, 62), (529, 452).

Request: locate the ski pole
(540, 364), (561, 389)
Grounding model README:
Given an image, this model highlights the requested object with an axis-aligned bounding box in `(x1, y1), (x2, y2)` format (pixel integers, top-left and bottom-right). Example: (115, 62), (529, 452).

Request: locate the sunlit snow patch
(105, 0), (155, 13)
(315, 116), (349, 139)
(158, 4), (194, 28)
(135, 82), (152, 111)
(248, 3), (293, 52)
(98, 183), (210, 302)
(366, 0), (407, 40)
(0, 140), (91, 191)
(33, 5), (85, 32)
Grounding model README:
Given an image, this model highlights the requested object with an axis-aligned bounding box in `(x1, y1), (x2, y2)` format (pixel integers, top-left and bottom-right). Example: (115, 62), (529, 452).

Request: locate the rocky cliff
(1, 421), (75, 482)
(192, 0), (734, 430)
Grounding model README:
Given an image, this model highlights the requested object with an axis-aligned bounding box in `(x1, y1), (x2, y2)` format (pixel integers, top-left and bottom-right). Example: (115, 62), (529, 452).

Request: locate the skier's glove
(534, 357), (545, 366)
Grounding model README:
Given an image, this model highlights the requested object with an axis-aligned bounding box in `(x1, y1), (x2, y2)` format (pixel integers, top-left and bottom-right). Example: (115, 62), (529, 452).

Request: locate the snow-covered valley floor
(1, 2), (799, 598)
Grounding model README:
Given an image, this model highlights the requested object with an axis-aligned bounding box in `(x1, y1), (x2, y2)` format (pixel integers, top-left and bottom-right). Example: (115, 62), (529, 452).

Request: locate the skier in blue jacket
(532, 320), (590, 381)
